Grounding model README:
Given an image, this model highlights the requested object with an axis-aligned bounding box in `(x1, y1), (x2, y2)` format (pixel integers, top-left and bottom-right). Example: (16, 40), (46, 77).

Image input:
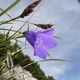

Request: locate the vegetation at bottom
(0, 33), (54, 80)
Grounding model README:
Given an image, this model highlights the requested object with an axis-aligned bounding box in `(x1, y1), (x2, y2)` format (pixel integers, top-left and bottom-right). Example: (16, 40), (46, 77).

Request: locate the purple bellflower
(25, 28), (57, 59)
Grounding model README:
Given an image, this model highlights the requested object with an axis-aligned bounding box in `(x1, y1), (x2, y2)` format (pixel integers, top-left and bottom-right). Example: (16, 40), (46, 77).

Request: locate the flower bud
(34, 23), (54, 29)
(20, 0), (42, 18)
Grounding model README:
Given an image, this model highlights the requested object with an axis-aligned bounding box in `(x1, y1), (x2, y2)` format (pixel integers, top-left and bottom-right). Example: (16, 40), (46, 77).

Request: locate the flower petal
(42, 28), (54, 35)
(37, 28), (54, 36)
(25, 30), (36, 47)
(36, 35), (57, 48)
(42, 37), (57, 48)
(34, 44), (47, 59)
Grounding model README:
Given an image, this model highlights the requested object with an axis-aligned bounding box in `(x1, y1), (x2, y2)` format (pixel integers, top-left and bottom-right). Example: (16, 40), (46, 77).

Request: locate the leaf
(6, 51), (14, 69)
(0, 0), (20, 16)
(5, 26), (13, 39)
(0, 28), (18, 33)
(23, 58), (69, 69)
(0, 8), (12, 19)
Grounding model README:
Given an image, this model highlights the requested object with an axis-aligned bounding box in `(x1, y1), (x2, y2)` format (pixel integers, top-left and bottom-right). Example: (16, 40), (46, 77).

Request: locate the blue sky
(0, 0), (80, 80)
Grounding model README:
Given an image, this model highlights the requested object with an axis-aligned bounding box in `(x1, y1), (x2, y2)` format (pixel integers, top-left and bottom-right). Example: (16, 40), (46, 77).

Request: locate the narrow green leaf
(0, 28), (18, 33)
(23, 59), (69, 69)
(5, 26), (13, 39)
(0, 8), (12, 19)
(0, 0), (20, 16)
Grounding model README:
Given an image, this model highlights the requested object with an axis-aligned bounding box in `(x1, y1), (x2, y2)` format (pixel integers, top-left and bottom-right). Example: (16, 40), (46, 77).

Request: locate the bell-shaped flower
(25, 28), (57, 59)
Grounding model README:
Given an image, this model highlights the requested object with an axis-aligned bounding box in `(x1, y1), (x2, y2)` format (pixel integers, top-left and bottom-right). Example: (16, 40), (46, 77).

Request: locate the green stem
(23, 59), (68, 69)
(0, 28), (23, 34)
(0, 16), (20, 25)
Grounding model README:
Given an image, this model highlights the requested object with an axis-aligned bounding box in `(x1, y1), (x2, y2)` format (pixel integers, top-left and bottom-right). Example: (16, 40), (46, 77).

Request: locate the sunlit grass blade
(7, 51), (14, 69)
(23, 59), (69, 69)
(0, 20), (13, 24)
(0, 28), (22, 34)
(0, 0), (20, 16)
(5, 26), (13, 39)
(0, 8), (12, 19)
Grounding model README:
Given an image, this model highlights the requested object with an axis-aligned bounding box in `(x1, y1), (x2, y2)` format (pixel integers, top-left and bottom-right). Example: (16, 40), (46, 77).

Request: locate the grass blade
(23, 59), (69, 69)
(0, 8), (12, 19)
(0, 0), (20, 16)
